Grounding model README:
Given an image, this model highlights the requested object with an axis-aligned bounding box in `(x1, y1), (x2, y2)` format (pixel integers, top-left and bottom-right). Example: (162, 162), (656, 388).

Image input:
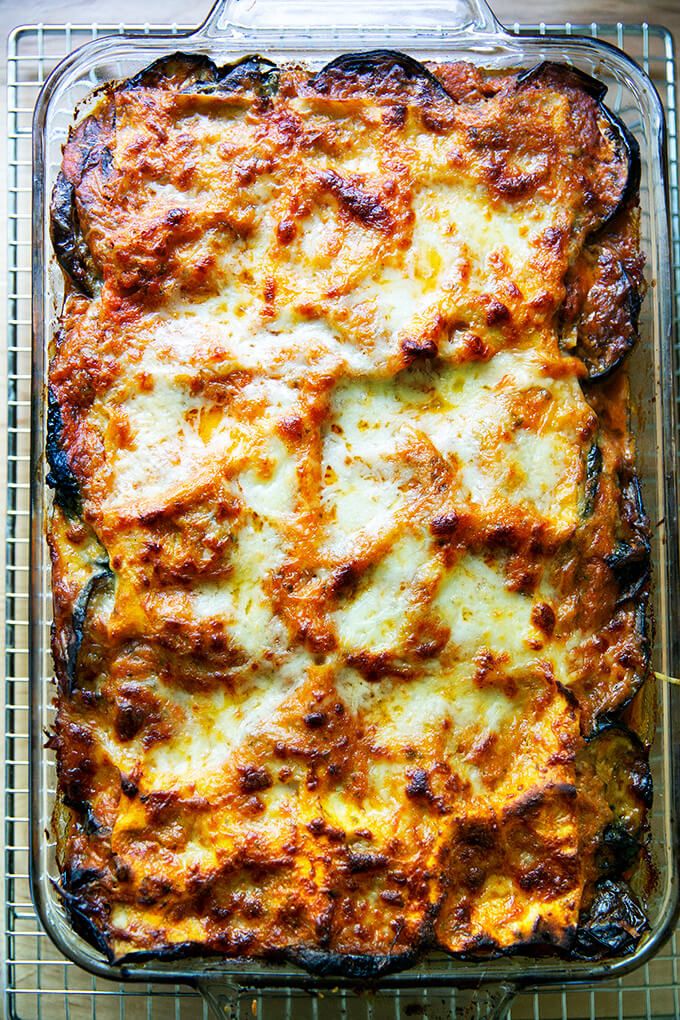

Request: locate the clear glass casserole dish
(29, 0), (680, 1015)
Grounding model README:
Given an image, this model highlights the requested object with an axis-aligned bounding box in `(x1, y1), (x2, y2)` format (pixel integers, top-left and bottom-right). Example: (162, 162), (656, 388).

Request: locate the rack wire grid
(5, 17), (680, 1020)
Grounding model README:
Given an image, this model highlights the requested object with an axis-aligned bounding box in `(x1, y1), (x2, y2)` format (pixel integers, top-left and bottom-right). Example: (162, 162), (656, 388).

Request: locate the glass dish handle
(194, 0), (506, 38)
(197, 980), (516, 1018)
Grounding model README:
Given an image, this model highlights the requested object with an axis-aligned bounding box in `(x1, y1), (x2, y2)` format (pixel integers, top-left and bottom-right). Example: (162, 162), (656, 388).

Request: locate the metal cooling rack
(5, 18), (680, 1020)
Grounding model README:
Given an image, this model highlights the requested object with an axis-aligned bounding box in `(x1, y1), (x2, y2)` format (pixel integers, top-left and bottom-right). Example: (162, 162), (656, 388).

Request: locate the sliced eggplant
(46, 388), (82, 519)
(573, 878), (648, 958)
(517, 61), (640, 233)
(286, 945), (418, 979)
(122, 52), (219, 91)
(591, 104), (641, 233)
(606, 539), (650, 605)
(583, 442), (602, 516)
(620, 471), (649, 542)
(213, 55), (279, 97)
(517, 61), (607, 101)
(61, 797), (110, 838)
(309, 50), (453, 102)
(51, 112), (113, 296)
(57, 882), (116, 961)
(606, 471), (650, 604)
(63, 565), (113, 697)
(62, 862), (105, 892)
(50, 172), (99, 298)
(123, 52), (279, 98)
(563, 241), (641, 380)
(589, 599), (650, 734)
(579, 724), (652, 876)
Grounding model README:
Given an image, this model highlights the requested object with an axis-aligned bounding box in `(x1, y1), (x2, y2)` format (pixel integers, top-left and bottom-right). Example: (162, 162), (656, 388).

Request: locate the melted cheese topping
(48, 56), (648, 967)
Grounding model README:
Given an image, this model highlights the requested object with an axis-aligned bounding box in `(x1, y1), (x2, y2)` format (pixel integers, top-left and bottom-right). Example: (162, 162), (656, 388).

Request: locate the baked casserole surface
(47, 52), (651, 974)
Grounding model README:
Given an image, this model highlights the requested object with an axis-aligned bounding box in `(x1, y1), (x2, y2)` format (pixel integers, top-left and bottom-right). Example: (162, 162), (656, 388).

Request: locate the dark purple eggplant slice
(517, 61), (640, 234)
(562, 237), (641, 380)
(50, 172), (99, 298)
(590, 598), (650, 735)
(61, 796), (110, 838)
(580, 724), (651, 876)
(606, 471), (650, 605)
(63, 566), (113, 697)
(594, 108), (641, 232)
(620, 471), (649, 545)
(517, 60), (607, 101)
(574, 878), (648, 958)
(57, 884), (116, 961)
(583, 442), (602, 516)
(62, 863), (105, 892)
(310, 49), (453, 102)
(51, 112), (113, 297)
(606, 538), (650, 605)
(213, 55), (279, 97)
(286, 945), (418, 979)
(46, 388), (82, 518)
(122, 52), (219, 91)
(122, 51), (279, 97)
(578, 249), (640, 380)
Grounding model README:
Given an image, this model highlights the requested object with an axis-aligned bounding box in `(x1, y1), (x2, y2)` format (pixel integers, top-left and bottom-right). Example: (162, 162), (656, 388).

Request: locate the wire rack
(5, 18), (680, 1020)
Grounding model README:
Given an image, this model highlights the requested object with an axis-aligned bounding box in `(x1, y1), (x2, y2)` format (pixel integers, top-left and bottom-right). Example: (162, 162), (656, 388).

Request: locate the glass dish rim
(28, 3), (680, 995)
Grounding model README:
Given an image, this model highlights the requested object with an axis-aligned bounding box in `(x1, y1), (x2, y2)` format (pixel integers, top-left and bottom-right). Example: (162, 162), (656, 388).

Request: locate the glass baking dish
(29, 0), (680, 1015)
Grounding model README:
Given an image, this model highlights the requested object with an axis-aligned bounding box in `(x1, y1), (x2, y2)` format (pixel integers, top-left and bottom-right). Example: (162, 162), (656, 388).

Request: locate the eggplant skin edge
(583, 442), (603, 516)
(572, 879), (649, 960)
(518, 60), (640, 236)
(62, 567), (112, 698)
(55, 894), (648, 973)
(50, 172), (96, 299)
(60, 927), (650, 975)
(46, 388), (81, 518)
(121, 52), (279, 96)
(309, 49), (453, 100)
(575, 252), (642, 382)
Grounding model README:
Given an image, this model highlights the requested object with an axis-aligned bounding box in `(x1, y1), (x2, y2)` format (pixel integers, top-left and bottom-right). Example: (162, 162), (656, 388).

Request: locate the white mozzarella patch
(335, 666), (516, 747)
(333, 535), (434, 653)
(321, 351), (585, 551)
(238, 448), (298, 521)
(143, 669), (301, 787)
(153, 303), (374, 377)
(101, 649), (314, 791)
(434, 553), (535, 661)
(321, 382), (406, 551)
(191, 518), (288, 657)
(104, 376), (207, 506)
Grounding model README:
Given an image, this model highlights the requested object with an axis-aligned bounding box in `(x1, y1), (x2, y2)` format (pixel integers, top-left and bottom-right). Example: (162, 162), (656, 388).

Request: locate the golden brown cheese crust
(47, 52), (651, 973)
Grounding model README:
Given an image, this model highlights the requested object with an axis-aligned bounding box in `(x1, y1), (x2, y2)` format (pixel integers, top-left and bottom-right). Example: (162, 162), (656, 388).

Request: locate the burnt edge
(121, 51), (279, 96)
(593, 468), (652, 733)
(309, 49), (453, 101)
(50, 172), (96, 298)
(61, 566), (113, 697)
(46, 387), (81, 518)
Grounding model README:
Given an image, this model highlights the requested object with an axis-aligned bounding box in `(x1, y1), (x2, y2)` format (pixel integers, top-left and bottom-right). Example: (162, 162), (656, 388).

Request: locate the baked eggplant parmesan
(47, 52), (651, 974)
